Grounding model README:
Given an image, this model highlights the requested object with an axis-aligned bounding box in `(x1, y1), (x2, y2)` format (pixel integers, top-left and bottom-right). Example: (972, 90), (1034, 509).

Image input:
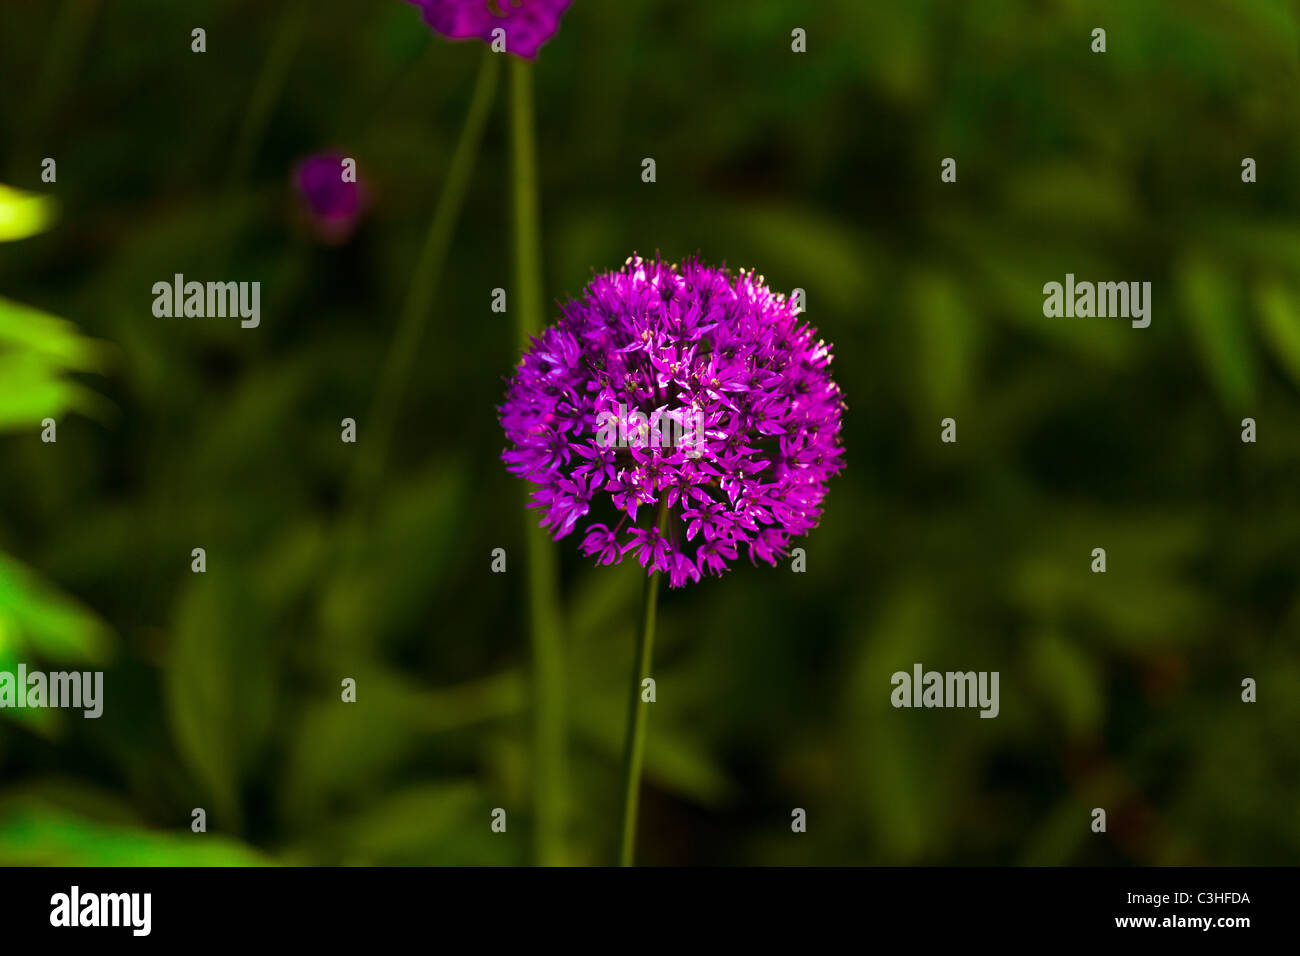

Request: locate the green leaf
(1179, 257), (1257, 410)
(710, 202), (876, 314)
(164, 572), (279, 828)
(1002, 163), (1136, 231)
(0, 298), (111, 431)
(308, 781), (513, 865)
(944, 220), (1133, 367)
(0, 354), (107, 431)
(0, 806), (270, 866)
(319, 466), (468, 653)
(1010, 511), (1207, 649)
(0, 184), (56, 242)
(0, 297), (106, 369)
(0, 553), (112, 663)
(1028, 630), (1101, 736)
(280, 667), (523, 824)
(909, 269), (980, 415)
(1252, 281), (1300, 389)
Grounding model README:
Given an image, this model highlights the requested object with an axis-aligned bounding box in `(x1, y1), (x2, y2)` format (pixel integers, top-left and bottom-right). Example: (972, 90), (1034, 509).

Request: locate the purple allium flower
(500, 255), (846, 588)
(293, 151), (366, 244)
(404, 0), (572, 60)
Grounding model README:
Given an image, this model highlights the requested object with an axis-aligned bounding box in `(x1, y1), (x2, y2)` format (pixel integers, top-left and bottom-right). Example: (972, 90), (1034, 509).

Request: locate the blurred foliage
(0, 0), (1298, 865)
(0, 185), (57, 243)
(0, 178), (113, 749)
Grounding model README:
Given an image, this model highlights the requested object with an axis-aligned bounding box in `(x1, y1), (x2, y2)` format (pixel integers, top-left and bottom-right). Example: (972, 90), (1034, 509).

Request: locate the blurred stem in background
(509, 57), (567, 868)
(617, 499), (668, 866)
(16, 0), (99, 182)
(227, 0), (309, 192)
(347, 48), (500, 503)
(205, 0), (309, 275)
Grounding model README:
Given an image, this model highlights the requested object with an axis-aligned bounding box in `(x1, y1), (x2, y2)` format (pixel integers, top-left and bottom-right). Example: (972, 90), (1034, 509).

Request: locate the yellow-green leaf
(0, 184), (56, 242)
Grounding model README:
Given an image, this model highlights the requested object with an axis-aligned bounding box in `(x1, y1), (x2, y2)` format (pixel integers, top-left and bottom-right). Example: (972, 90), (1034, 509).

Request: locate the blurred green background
(1, 0), (1298, 865)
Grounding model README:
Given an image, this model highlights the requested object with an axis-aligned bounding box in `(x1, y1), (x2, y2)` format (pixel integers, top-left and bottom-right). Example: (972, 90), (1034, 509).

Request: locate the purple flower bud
(293, 151), (367, 244)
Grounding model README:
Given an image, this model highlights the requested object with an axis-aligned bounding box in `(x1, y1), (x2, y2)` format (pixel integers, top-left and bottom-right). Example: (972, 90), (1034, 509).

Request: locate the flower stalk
(510, 56), (567, 867)
(347, 47), (500, 505)
(617, 498), (669, 866)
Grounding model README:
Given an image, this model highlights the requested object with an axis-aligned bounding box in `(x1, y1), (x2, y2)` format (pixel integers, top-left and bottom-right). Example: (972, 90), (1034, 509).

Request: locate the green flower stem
(226, 0), (308, 190)
(510, 58), (545, 350)
(206, 0), (308, 275)
(523, 518), (565, 866)
(347, 48), (500, 505)
(510, 56), (567, 868)
(321, 49), (500, 674)
(618, 500), (669, 866)
(22, 0), (99, 180)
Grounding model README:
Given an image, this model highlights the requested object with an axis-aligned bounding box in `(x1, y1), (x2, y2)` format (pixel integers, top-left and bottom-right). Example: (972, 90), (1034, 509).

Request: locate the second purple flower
(404, 0), (572, 59)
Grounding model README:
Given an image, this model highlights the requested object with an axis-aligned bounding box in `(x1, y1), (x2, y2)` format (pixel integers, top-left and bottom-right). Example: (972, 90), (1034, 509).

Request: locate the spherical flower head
(500, 255), (846, 588)
(293, 151), (367, 244)
(404, 0), (572, 60)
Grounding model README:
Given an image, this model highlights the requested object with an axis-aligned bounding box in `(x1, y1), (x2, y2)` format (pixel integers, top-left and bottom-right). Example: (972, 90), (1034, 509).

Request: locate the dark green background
(0, 0), (1297, 865)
